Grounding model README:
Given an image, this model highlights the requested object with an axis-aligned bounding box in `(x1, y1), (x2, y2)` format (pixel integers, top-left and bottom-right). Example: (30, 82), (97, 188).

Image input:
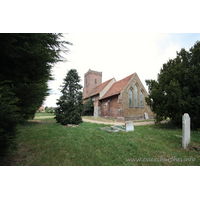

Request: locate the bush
(45, 107), (55, 113)
(83, 98), (94, 116)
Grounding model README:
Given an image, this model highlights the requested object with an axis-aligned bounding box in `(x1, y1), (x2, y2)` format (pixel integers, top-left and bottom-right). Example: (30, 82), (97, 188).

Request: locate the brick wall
(100, 95), (123, 118)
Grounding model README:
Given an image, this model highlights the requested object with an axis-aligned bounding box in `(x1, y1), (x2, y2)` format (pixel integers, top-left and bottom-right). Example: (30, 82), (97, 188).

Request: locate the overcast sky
(3, 1), (199, 109)
(44, 33), (200, 107)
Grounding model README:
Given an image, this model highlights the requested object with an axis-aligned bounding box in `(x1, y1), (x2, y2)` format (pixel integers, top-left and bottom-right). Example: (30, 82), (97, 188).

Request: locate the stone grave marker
(125, 121), (134, 132)
(117, 117), (125, 122)
(144, 112), (149, 119)
(182, 113), (190, 149)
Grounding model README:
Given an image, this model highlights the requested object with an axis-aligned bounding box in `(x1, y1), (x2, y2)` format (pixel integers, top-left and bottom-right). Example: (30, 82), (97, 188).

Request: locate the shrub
(83, 98), (94, 116)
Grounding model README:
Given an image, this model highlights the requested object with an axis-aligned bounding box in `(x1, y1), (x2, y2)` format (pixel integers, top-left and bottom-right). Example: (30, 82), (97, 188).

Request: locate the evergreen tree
(145, 41), (200, 129)
(0, 33), (70, 159)
(0, 33), (70, 121)
(55, 69), (83, 125)
(0, 81), (21, 158)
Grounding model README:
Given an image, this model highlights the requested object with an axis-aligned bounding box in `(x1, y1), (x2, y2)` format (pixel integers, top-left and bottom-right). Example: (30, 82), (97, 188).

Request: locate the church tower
(83, 69), (102, 99)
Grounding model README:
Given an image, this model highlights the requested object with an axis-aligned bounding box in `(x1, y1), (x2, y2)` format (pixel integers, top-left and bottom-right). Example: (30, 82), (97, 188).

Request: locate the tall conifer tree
(55, 69), (83, 125)
(0, 33), (70, 159)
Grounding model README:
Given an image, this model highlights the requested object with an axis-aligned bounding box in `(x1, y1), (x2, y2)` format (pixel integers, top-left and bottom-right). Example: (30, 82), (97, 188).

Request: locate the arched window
(134, 85), (138, 107)
(140, 91), (144, 107)
(129, 89), (133, 107)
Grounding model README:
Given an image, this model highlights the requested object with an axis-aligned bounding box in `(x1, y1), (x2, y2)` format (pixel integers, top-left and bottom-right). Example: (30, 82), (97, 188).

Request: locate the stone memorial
(182, 113), (190, 149)
(117, 117), (125, 122)
(125, 121), (134, 132)
(144, 112), (149, 119)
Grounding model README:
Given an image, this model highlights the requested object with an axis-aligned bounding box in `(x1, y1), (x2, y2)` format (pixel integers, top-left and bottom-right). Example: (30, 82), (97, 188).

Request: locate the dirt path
(82, 119), (124, 125)
(30, 117), (167, 126)
(82, 118), (168, 126)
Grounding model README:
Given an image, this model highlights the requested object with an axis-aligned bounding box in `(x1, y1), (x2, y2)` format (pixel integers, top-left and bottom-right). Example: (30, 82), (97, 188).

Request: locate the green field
(4, 114), (200, 166)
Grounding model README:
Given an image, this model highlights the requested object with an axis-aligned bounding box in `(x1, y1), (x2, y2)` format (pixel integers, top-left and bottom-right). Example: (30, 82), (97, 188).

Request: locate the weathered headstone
(117, 117), (125, 122)
(125, 121), (134, 132)
(144, 112), (149, 119)
(182, 113), (190, 149)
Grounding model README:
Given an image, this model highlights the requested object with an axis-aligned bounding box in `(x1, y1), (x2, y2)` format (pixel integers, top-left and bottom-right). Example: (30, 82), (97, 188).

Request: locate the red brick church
(83, 69), (153, 121)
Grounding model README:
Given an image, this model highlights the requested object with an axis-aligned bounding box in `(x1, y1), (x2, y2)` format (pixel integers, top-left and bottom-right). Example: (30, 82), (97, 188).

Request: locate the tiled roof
(85, 78), (114, 99)
(100, 73), (135, 100)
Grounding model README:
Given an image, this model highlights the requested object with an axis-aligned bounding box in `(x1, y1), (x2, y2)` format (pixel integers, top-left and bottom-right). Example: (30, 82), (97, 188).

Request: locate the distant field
(34, 113), (55, 120)
(35, 113), (55, 116)
(34, 116), (55, 119)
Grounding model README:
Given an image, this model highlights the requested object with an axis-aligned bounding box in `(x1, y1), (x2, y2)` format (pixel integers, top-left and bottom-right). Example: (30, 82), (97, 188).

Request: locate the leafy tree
(145, 41), (200, 129)
(45, 107), (55, 113)
(83, 98), (94, 116)
(55, 69), (83, 125)
(45, 106), (48, 112)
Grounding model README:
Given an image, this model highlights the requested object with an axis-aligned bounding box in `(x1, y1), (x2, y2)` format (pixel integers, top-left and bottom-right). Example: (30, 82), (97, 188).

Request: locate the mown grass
(6, 115), (200, 166)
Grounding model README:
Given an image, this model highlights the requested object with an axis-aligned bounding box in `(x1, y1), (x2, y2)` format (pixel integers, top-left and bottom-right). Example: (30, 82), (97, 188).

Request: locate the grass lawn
(5, 114), (200, 166)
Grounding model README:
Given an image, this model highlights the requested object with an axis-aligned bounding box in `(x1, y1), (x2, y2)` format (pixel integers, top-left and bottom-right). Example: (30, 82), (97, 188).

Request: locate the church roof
(100, 73), (135, 100)
(85, 78), (114, 99)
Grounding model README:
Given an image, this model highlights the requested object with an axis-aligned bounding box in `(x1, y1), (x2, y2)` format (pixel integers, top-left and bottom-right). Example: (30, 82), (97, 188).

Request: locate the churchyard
(2, 113), (199, 166)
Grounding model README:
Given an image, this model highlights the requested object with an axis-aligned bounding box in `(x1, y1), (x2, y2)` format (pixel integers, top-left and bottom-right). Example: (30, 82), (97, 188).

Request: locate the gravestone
(117, 117), (125, 122)
(144, 112), (149, 119)
(125, 121), (134, 132)
(182, 113), (190, 149)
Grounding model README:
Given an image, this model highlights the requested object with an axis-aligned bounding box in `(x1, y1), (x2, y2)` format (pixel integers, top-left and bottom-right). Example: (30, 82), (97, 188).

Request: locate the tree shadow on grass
(152, 121), (181, 130)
